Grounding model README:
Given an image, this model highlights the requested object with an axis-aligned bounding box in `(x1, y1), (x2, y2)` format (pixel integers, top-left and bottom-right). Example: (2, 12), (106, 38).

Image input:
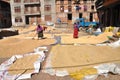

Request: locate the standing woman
(36, 24), (44, 39)
(73, 23), (79, 38)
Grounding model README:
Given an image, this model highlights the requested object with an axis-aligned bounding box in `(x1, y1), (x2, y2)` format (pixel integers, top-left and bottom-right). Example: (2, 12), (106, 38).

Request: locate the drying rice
(0, 38), (55, 58)
(47, 44), (120, 73)
(61, 32), (113, 44)
(8, 54), (39, 75)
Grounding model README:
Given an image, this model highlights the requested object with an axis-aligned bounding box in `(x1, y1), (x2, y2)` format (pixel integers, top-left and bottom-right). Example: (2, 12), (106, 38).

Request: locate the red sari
(73, 24), (78, 38)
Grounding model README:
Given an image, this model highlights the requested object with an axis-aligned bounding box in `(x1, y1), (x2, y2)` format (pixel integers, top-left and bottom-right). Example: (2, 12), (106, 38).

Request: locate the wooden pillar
(110, 8), (113, 26)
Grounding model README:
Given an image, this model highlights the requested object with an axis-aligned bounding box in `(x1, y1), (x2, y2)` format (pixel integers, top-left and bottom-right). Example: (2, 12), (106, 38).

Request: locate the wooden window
(25, 7), (28, 12)
(14, 0), (21, 3)
(31, 7), (34, 13)
(14, 6), (21, 13)
(44, 5), (51, 11)
(84, 5), (87, 11)
(68, 0), (72, 4)
(24, 0), (29, 3)
(60, 0), (64, 4)
(45, 15), (51, 21)
(37, 6), (40, 12)
(30, 0), (34, 2)
(24, 7), (29, 14)
(68, 6), (72, 12)
(15, 17), (22, 22)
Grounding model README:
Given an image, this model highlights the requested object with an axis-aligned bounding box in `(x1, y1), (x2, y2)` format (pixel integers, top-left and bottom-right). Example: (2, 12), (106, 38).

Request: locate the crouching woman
(36, 24), (44, 39)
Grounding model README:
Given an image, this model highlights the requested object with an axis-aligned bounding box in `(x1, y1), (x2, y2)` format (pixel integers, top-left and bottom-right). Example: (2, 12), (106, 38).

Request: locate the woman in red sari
(73, 23), (79, 38)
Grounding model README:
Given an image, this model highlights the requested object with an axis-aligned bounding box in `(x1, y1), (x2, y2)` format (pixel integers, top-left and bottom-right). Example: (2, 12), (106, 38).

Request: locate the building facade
(95, 0), (120, 27)
(10, 0), (41, 26)
(10, 0), (98, 27)
(56, 0), (98, 24)
(0, 1), (11, 28)
(40, 0), (56, 25)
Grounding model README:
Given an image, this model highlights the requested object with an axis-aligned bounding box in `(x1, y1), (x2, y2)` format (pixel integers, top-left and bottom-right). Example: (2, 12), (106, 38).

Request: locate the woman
(73, 23), (79, 38)
(36, 24), (43, 39)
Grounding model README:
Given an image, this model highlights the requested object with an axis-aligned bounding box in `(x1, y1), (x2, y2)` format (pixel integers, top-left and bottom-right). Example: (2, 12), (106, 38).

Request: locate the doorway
(90, 13), (93, 22)
(67, 13), (72, 20)
(25, 15), (41, 25)
(25, 16), (29, 24)
(79, 13), (82, 18)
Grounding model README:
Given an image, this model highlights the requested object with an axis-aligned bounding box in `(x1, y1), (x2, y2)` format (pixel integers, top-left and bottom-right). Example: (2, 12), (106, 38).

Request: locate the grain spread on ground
(0, 38), (55, 58)
(8, 54), (39, 75)
(10, 32), (54, 39)
(61, 32), (113, 44)
(0, 25), (61, 58)
(48, 44), (120, 73)
(14, 25), (36, 34)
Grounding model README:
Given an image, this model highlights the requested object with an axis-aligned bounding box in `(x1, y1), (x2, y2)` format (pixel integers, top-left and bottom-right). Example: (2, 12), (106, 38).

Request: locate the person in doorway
(36, 24), (44, 39)
(73, 22), (79, 38)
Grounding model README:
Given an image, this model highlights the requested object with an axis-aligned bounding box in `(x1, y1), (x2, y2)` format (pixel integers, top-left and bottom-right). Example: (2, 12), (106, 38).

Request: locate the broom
(32, 32), (37, 40)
